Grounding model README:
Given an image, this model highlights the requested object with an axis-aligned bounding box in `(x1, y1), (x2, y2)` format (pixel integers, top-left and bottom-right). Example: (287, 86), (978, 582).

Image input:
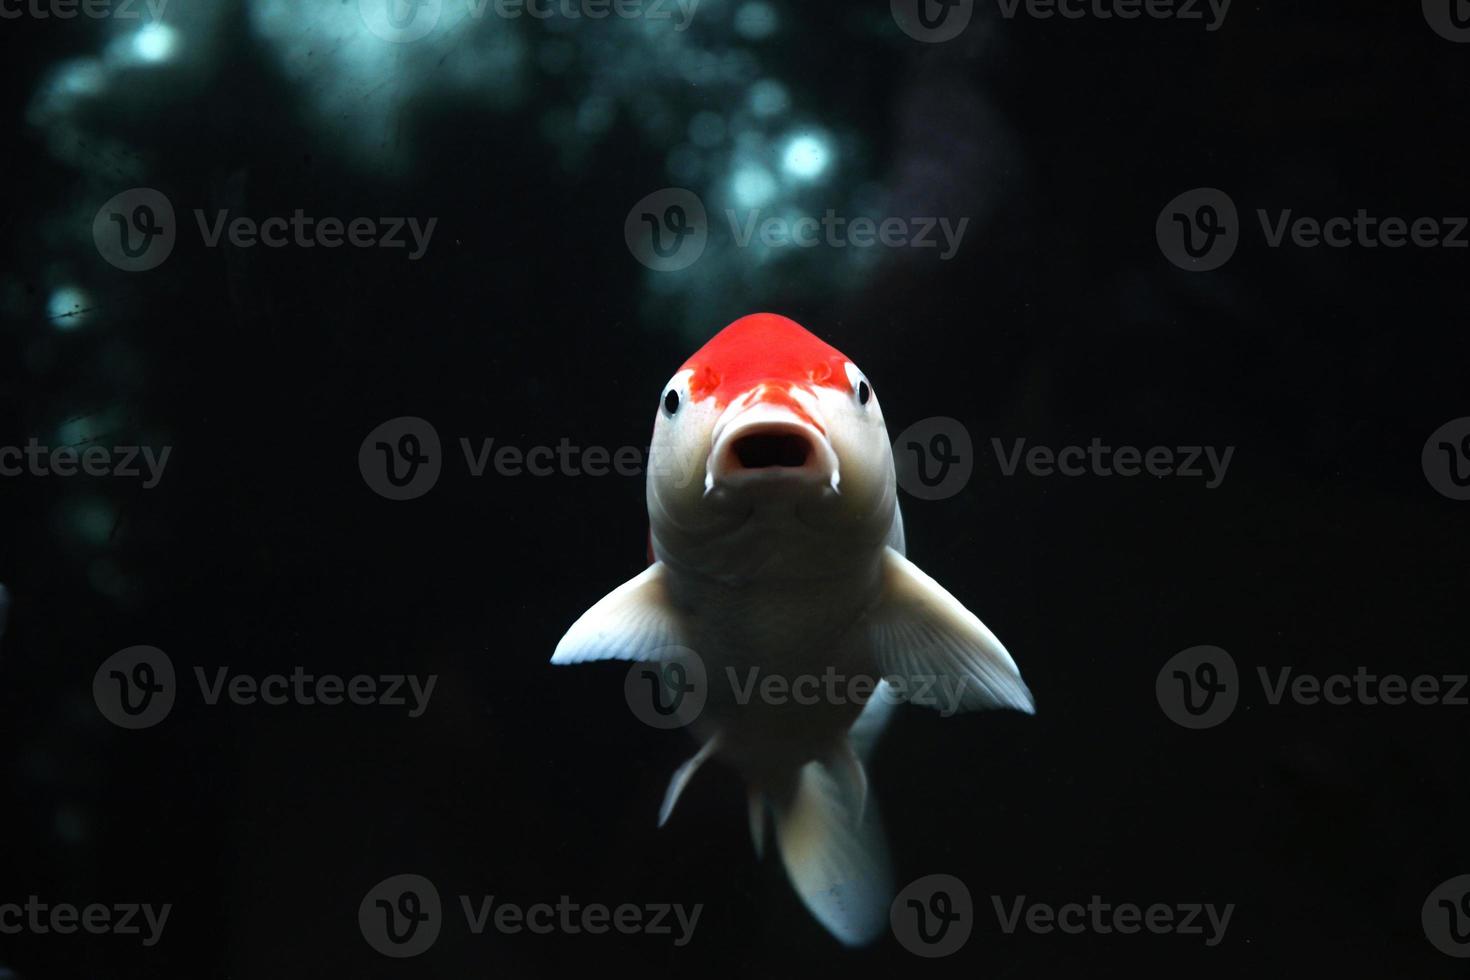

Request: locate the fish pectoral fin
(658, 734), (721, 828)
(551, 562), (683, 664)
(771, 751), (892, 947)
(867, 546), (1035, 714)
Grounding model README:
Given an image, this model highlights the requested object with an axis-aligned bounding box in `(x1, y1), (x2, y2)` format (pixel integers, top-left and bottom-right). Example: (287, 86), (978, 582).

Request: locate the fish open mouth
(731, 432), (813, 470)
(706, 397), (840, 494)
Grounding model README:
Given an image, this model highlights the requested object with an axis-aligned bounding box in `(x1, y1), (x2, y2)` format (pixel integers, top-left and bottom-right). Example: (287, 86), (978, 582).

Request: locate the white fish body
(553, 313), (1033, 944)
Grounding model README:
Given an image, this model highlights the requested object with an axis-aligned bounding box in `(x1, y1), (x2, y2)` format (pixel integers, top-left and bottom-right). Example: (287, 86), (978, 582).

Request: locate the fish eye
(664, 389), (680, 416)
(843, 362), (873, 408)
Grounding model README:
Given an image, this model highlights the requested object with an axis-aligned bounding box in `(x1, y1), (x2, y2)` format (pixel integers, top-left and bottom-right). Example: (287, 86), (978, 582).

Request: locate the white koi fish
(553, 313), (1033, 944)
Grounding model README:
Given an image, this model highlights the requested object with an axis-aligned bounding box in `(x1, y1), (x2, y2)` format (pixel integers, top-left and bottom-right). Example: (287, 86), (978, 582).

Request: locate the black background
(1, 1), (1468, 976)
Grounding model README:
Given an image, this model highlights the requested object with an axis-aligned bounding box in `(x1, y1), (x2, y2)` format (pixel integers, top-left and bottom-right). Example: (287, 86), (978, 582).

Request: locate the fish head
(648, 313), (896, 548)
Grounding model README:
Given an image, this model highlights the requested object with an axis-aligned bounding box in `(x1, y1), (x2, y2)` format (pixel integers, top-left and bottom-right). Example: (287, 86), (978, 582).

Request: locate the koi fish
(553, 313), (1033, 944)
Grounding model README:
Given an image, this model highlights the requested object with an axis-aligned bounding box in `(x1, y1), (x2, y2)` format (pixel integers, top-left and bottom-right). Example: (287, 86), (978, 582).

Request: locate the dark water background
(1, 1), (1468, 976)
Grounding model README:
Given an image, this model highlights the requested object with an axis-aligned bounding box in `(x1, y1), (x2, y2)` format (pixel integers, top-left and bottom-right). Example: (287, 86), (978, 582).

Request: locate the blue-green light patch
(132, 24), (179, 63)
(734, 1), (778, 40)
(48, 287), (90, 330)
(782, 132), (831, 181)
(61, 497), (117, 548)
(748, 79), (789, 117)
(731, 165), (778, 208)
(689, 111), (726, 148)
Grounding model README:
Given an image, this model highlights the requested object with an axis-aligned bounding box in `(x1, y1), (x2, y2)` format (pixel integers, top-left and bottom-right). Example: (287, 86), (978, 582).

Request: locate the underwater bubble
(748, 78), (789, 117)
(132, 24), (179, 64)
(47, 287), (90, 331)
(731, 165), (777, 208)
(782, 132), (831, 181)
(734, 1), (779, 40)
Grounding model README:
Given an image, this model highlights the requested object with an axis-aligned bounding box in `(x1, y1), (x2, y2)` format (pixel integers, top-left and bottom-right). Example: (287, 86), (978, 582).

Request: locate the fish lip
(705, 404), (839, 495)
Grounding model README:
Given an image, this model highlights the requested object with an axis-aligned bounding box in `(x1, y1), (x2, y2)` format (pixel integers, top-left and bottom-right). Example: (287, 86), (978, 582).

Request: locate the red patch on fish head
(680, 313), (854, 410)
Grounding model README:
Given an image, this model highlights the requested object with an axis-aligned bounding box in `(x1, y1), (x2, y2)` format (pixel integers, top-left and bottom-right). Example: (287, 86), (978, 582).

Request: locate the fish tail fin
(768, 743), (892, 946)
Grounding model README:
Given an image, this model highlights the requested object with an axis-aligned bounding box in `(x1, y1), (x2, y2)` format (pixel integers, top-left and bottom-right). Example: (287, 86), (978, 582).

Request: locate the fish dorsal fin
(551, 562), (683, 664)
(867, 547), (1035, 714)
